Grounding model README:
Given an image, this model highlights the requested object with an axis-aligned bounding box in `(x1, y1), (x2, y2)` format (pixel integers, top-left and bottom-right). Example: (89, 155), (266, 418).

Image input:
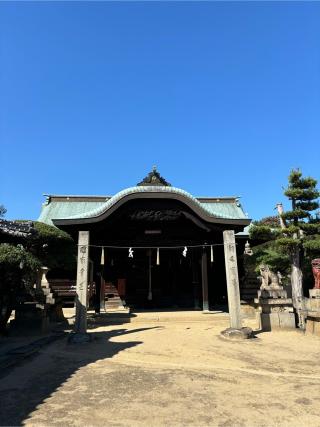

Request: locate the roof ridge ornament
(137, 167), (171, 187)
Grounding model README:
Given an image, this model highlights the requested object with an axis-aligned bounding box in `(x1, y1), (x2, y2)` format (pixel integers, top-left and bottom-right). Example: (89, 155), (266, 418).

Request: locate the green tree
(250, 169), (320, 328)
(0, 244), (40, 333)
(0, 220), (76, 333)
(29, 221), (76, 271)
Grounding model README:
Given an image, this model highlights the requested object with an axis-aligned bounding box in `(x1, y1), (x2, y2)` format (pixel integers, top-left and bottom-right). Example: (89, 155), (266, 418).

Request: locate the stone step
(106, 301), (123, 308)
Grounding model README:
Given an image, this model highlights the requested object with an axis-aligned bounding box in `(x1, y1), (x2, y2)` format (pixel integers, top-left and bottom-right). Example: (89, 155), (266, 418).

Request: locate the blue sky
(1, 1), (319, 222)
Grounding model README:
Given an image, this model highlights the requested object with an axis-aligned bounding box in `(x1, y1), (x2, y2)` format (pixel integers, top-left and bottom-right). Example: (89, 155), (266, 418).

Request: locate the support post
(100, 275), (106, 312)
(201, 248), (209, 312)
(70, 230), (91, 343)
(192, 251), (200, 310)
(223, 230), (242, 330)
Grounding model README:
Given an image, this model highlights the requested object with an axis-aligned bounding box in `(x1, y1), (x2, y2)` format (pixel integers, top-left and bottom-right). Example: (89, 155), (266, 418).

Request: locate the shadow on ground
(87, 312), (137, 327)
(0, 326), (160, 426)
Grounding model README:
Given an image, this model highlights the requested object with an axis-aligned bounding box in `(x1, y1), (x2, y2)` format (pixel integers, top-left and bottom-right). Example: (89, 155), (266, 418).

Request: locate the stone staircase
(240, 272), (261, 302)
(104, 282), (126, 311)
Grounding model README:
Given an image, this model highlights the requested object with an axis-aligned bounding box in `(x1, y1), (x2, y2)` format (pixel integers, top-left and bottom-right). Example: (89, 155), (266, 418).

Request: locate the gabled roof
(38, 185), (250, 227)
(137, 166), (171, 187)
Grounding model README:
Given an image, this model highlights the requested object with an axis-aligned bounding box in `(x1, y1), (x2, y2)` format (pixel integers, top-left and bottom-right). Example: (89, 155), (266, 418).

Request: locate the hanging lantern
(156, 248), (160, 265)
(210, 245), (214, 263)
(182, 246), (188, 257)
(100, 247), (105, 265)
(128, 247), (134, 258)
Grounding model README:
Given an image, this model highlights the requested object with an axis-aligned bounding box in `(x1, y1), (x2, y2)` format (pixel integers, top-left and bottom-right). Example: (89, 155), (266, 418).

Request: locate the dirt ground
(1, 310), (320, 427)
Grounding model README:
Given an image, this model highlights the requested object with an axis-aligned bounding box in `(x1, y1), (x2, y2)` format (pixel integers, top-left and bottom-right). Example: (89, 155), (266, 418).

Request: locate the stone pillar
(70, 230), (91, 343)
(221, 230), (252, 340)
(201, 248), (209, 312)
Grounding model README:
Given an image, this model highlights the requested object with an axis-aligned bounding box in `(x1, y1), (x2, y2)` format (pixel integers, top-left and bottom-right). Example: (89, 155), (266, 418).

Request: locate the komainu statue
(259, 264), (282, 289)
(312, 259), (320, 289)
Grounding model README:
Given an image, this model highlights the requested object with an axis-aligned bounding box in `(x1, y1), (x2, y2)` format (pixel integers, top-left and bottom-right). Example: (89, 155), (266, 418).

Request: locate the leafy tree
(0, 244), (40, 334)
(250, 169), (320, 328)
(29, 222), (76, 271)
(0, 220), (76, 333)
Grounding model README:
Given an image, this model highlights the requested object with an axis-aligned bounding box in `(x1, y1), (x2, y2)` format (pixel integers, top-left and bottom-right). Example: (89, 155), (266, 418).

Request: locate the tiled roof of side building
(38, 186), (249, 225)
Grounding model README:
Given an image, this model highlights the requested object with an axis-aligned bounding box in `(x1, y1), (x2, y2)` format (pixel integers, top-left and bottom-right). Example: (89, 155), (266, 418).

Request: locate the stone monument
(255, 264), (296, 330)
(221, 230), (253, 340)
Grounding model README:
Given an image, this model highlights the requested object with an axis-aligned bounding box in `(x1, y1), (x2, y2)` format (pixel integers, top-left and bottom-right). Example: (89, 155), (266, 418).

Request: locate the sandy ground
(0, 310), (320, 427)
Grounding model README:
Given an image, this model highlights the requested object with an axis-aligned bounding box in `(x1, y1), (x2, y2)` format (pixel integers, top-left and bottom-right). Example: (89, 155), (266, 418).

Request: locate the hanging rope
(81, 242), (235, 249)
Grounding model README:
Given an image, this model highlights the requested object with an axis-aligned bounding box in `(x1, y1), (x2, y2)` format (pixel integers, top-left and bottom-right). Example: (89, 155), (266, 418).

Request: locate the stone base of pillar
(220, 327), (253, 340)
(68, 332), (92, 344)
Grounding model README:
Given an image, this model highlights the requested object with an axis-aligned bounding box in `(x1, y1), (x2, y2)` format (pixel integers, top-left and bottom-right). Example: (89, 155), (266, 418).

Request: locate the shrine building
(38, 168), (251, 313)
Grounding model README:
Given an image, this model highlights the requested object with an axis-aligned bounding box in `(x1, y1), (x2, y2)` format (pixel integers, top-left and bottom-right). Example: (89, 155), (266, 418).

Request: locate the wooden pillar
(223, 230), (242, 329)
(192, 251), (200, 310)
(100, 275), (106, 312)
(148, 250), (152, 300)
(201, 248), (209, 312)
(71, 230), (90, 342)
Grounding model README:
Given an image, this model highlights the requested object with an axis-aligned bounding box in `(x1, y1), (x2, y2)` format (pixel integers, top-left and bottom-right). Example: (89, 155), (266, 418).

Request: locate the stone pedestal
(305, 289), (320, 337)
(10, 302), (50, 334)
(305, 312), (320, 336)
(255, 287), (295, 331)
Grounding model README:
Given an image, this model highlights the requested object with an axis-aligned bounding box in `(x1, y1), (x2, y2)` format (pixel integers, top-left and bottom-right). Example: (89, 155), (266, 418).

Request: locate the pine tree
(250, 169), (320, 328)
(278, 169), (320, 327)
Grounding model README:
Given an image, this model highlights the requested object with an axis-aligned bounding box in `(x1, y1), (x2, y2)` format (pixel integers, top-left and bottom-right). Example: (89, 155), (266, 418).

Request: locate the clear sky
(1, 1), (319, 222)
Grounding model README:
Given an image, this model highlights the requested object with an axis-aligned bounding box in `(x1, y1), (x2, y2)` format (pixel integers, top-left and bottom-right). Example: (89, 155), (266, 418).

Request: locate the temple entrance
(99, 248), (200, 309)
(46, 168), (249, 337)
(92, 242), (231, 311)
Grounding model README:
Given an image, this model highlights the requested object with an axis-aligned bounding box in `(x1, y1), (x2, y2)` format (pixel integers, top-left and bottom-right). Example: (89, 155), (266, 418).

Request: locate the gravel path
(0, 314), (319, 427)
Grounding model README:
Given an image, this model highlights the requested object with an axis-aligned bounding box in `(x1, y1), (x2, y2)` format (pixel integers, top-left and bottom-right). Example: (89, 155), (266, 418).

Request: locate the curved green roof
(39, 185), (249, 227)
(63, 186), (236, 220)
